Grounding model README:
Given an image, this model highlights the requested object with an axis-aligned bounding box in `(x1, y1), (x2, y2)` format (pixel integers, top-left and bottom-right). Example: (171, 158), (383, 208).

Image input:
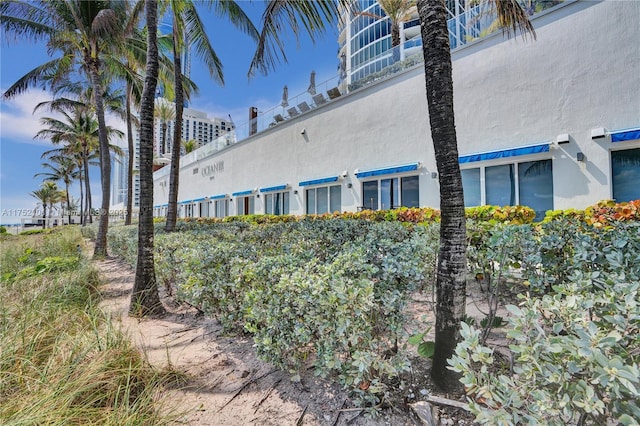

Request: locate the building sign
(201, 160), (224, 181)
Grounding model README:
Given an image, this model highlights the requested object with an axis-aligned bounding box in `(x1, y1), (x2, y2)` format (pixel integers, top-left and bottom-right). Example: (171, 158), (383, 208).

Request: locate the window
(612, 148), (640, 202)
(214, 199), (229, 218)
(460, 159), (553, 220)
(199, 201), (209, 218)
(306, 185), (342, 214)
(461, 168), (481, 207)
(361, 176), (419, 210)
(236, 196), (254, 215)
(265, 191), (290, 215)
(486, 164), (515, 206)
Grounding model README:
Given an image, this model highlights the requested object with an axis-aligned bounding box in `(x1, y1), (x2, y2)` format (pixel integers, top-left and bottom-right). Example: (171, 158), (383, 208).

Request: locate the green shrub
(450, 222), (640, 425)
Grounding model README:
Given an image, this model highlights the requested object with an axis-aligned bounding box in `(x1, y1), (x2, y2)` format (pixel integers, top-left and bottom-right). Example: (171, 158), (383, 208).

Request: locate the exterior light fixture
(591, 127), (607, 139)
(577, 152), (586, 162)
(431, 172), (438, 179)
(294, 190), (298, 194)
(347, 183), (353, 188)
(556, 133), (570, 144)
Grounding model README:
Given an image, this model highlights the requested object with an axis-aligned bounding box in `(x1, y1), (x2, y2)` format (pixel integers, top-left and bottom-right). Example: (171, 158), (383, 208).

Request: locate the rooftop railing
(157, 0), (565, 171)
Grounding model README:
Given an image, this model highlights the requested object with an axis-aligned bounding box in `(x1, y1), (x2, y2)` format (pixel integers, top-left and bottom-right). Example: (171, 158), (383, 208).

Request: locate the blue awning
(192, 197), (206, 202)
(459, 143), (549, 164)
(611, 127), (640, 142)
(210, 194), (227, 200)
(299, 176), (339, 186)
(260, 184), (288, 193)
(355, 162), (419, 178)
(161, 203), (168, 207)
(178, 199), (192, 204)
(232, 190), (253, 197)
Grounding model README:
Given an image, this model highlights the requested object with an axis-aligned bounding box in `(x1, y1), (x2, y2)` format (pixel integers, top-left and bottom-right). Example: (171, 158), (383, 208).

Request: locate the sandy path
(94, 256), (372, 426)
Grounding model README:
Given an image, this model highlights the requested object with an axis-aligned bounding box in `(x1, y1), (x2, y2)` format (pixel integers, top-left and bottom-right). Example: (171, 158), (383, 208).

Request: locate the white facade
(153, 1), (640, 220)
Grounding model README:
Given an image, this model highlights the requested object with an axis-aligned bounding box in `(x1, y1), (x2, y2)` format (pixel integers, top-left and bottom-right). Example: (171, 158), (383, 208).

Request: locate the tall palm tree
(35, 106), (124, 226)
(154, 98), (175, 155)
(163, 0), (258, 232)
(1, 0), (130, 257)
(131, 0), (164, 317)
(30, 181), (63, 229)
(35, 154), (79, 225)
(415, 0), (534, 390)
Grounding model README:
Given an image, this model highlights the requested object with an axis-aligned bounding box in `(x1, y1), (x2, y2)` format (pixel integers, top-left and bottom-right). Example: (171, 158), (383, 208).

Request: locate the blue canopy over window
(299, 176), (339, 186)
(459, 143), (550, 164)
(260, 184), (288, 193)
(178, 199), (192, 204)
(611, 127), (640, 142)
(210, 194), (227, 200)
(192, 197), (205, 202)
(355, 162), (419, 178)
(232, 190), (253, 196)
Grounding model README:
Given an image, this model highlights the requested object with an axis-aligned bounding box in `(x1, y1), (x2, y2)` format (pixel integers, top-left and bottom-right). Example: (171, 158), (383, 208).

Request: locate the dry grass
(0, 227), (177, 425)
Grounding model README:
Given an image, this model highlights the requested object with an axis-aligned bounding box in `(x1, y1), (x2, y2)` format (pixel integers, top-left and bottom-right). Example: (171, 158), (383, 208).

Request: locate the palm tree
(182, 138), (197, 154)
(30, 181), (62, 229)
(1, 0), (131, 258)
(154, 98), (176, 155)
(131, 0), (164, 317)
(163, 0), (258, 232)
(415, 0), (534, 390)
(361, 0), (417, 62)
(35, 105), (124, 226)
(35, 154), (79, 225)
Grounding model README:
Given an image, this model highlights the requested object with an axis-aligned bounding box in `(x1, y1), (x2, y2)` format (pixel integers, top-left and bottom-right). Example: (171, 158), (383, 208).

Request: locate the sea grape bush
(450, 221), (640, 425)
(91, 201), (638, 413)
(152, 219), (438, 406)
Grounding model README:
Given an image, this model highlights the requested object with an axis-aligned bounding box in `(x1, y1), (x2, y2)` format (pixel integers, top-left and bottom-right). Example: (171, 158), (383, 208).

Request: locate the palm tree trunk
(161, 122), (167, 155)
(417, 0), (467, 392)
(391, 22), (401, 62)
(41, 204), (47, 230)
(165, 21), (184, 232)
(126, 84), (134, 225)
(83, 146), (92, 226)
(89, 61), (112, 258)
(79, 170), (84, 226)
(65, 185), (71, 225)
(131, 0), (164, 317)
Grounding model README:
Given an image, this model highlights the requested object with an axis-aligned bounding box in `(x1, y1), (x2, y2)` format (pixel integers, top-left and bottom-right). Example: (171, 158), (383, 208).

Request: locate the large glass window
(306, 185), (342, 214)
(486, 164), (515, 206)
(265, 191), (290, 215)
(362, 181), (378, 210)
(460, 159), (554, 221)
(237, 196), (254, 215)
(461, 168), (481, 207)
(612, 148), (640, 202)
(361, 175), (419, 210)
(401, 176), (419, 207)
(518, 159), (554, 220)
(214, 199), (229, 218)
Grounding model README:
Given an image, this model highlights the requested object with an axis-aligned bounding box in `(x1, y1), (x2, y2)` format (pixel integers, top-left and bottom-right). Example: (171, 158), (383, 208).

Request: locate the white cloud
(1, 87), (129, 149)
(0, 89), (59, 143)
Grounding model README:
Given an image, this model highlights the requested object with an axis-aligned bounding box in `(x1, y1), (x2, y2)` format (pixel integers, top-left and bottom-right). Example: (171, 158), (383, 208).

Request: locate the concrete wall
(154, 0), (640, 215)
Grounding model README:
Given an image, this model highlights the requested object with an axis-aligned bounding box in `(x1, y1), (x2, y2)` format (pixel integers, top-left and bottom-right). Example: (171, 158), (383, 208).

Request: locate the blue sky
(0, 1), (341, 225)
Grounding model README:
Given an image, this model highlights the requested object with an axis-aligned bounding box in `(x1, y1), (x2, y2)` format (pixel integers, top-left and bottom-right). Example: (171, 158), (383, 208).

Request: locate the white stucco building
(152, 1), (640, 221)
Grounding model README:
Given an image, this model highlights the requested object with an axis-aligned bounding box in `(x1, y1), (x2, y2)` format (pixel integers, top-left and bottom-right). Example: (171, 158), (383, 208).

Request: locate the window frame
(359, 174), (420, 210)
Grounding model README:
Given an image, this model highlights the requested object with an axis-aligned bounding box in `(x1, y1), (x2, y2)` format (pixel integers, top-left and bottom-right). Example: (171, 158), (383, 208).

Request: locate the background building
(111, 103), (234, 214)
